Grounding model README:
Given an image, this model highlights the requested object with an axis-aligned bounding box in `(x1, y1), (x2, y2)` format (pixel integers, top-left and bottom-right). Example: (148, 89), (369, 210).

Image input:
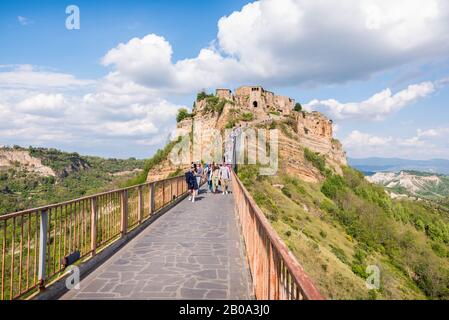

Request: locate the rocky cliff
(0, 149), (56, 176)
(147, 86), (347, 183)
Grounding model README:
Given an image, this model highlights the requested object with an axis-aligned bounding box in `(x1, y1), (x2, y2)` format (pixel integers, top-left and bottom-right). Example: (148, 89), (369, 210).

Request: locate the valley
(0, 146), (145, 215)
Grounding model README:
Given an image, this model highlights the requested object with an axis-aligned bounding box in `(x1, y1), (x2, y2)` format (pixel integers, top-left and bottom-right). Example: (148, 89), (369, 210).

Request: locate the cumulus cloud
(343, 128), (449, 158)
(99, 0), (449, 91)
(101, 34), (243, 93)
(305, 81), (435, 120)
(343, 130), (393, 148)
(0, 65), (182, 157)
(16, 93), (67, 117)
(0, 65), (95, 89)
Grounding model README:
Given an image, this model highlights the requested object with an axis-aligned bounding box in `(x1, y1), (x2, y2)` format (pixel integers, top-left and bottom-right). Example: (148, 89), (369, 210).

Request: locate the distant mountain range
(349, 158), (449, 175)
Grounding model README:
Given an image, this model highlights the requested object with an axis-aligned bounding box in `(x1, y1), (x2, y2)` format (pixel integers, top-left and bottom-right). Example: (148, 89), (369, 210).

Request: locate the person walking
(185, 164), (198, 202)
(207, 163), (214, 193)
(196, 163), (203, 195)
(219, 163), (231, 195)
(211, 164), (220, 194)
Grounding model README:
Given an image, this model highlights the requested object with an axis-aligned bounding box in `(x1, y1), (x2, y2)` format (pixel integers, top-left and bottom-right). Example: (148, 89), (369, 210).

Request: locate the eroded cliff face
(295, 111), (347, 167)
(0, 149), (56, 176)
(147, 86), (347, 183)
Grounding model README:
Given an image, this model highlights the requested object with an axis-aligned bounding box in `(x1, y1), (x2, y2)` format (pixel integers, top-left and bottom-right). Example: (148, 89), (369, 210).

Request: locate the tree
(294, 102), (302, 112)
(176, 108), (191, 123)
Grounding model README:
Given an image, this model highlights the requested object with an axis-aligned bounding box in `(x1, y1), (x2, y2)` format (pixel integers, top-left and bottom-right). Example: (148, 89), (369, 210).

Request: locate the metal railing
(231, 171), (324, 300)
(0, 175), (188, 300)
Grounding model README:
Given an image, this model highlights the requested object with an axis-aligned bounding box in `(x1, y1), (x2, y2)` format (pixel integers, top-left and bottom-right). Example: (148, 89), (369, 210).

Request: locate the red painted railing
(231, 171), (324, 300)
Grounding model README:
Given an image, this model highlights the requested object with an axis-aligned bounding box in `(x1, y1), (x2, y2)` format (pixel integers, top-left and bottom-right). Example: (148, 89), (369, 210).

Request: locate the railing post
(120, 190), (128, 236)
(269, 244), (277, 299)
(150, 183), (155, 214)
(38, 210), (48, 291)
(138, 186), (143, 224)
(90, 197), (97, 256)
(162, 181), (166, 205)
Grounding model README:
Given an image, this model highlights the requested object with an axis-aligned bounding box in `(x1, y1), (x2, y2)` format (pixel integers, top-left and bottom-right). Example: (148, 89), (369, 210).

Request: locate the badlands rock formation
(0, 149), (56, 176)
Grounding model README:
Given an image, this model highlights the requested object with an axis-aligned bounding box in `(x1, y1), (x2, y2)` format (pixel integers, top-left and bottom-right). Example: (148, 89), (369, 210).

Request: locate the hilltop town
(147, 85), (346, 182)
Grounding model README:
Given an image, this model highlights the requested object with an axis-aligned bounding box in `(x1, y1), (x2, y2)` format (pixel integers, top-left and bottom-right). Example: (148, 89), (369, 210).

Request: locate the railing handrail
(232, 170), (324, 300)
(1, 173), (189, 300)
(0, 175), (184, 221)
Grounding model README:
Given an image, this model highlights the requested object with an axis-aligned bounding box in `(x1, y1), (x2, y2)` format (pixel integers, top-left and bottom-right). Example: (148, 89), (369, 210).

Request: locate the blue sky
(0, 0), (448, 160)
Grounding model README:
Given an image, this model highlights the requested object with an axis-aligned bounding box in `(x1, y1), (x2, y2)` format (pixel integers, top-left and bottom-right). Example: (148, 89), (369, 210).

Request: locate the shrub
(176, 108), (192, 123)
(320, 198), (337, 214)
(197, 91), (213, 101)
(241, 112), (254, 122)
(225, 120), (236, 129)
(304, 148), (326, 174)
(321, 174), (346, 199)
(329, 244), (349, 264)
(351, 264), (368, 279)
(203, 96), (226, 114)
(294, 102), (302, 112)
(281, 186), (292, 198)
(431, 242), (447, 258)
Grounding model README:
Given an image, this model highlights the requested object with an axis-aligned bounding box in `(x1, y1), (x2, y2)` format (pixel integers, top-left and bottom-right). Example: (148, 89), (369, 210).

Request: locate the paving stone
(205, 290), (228, 299)
(180, 288), (207, 299)
(60, 184), (253, 300)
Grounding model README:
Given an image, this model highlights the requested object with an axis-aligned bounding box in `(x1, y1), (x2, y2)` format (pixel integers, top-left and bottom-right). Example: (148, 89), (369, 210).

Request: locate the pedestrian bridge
(0, 172), (323, 300)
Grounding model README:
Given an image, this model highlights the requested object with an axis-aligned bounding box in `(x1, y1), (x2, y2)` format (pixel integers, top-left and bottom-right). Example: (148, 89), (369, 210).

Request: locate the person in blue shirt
(185, 164), (199, 202)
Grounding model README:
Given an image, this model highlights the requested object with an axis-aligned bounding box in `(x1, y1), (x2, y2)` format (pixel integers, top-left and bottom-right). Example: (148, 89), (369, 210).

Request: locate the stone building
(196, 86), (295, 115)
(231, 86), (295, 115)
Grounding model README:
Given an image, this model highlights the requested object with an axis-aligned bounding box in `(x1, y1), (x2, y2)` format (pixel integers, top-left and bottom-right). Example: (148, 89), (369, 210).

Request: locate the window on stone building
(253, 101), (258, 108)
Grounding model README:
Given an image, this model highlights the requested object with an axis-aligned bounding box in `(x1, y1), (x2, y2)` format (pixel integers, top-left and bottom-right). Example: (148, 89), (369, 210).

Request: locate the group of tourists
(184, 162), (232, 203)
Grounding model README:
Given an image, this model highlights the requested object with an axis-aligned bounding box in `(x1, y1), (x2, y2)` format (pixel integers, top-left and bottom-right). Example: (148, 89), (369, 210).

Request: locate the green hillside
(0, 146), (145, 215)
(238, 153), (449, 299)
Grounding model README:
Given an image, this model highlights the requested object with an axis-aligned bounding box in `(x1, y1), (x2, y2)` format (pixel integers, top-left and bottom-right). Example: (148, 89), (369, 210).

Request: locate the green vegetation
(123, 136), (183, 187)
(241, 112), (254, 122)
(0, 147), (145, 214)
(238, 161), (449, 299)
(294, 102), (303, 112)
(176, 108), (192, 123)
(202, 96), (226, 114)
(225, 120), (236, 129)
(304, 147), (327, 175)
(196, 91), (214, 101)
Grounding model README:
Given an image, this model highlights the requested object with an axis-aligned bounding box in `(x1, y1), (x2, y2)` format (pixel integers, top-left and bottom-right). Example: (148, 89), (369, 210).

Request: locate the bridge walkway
(61, 185), (253, 300)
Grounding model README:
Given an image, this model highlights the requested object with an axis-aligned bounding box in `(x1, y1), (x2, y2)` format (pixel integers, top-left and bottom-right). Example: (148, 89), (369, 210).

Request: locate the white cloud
(0, 66), (182, 157)
(101, 34), (243, 93)
(16, 93), (67, 117)
(99, 0), (449, 92)
(0, 65), (95, 89)
(343, 130), (393, 148)
(17, 16), (33, 26)
(343, 128), (449, 158)
(305, 81), (435, 120)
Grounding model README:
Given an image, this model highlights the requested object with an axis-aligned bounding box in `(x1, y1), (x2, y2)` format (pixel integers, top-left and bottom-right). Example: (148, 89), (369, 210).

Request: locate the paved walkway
(61, 185), (253, 300)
